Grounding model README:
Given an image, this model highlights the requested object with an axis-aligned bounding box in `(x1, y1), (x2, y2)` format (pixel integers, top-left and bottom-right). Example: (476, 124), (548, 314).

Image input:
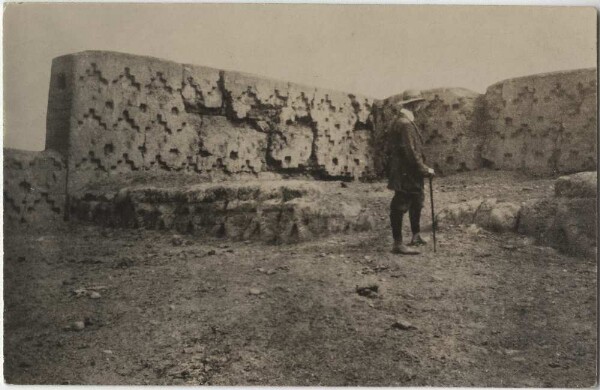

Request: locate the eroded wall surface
(46, 51), (376, 194)
(3, 149), (66, 226)
(481, 68), (597, 174)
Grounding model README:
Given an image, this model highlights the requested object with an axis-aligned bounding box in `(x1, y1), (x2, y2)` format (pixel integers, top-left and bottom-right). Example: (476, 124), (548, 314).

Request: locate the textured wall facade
(481, 68), (597, 174)
(46, 51), (376, 194)
(3, 149), (66, 226)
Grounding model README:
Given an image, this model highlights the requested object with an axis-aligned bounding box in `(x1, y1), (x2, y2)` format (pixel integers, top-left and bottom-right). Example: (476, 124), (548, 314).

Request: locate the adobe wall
(481, 68), (597, 174)
(4, 50), (596, 229)
(3, 149), (66, 227)
(46, 51), (376, 194)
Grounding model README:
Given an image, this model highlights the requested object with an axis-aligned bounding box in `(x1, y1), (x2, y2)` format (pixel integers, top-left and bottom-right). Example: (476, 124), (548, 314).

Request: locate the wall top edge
(486, 67), (598, 91)
(51, 50), (377, 101)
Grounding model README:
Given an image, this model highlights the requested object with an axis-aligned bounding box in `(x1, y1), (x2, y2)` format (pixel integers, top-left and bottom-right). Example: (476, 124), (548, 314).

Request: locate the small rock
(319, 253), (327, 258)
(257, 267), (267, 273)
(501, 244), (516, 250)
(356, 284), (379, 298)
(89, 291), (101, 299)
(430, 276), (443, 282)
(466, 224), (482, 235)
(249, 288), (262, 296)
(340, 182), (348, 188)
(72, 288), (87, 297)
(504, 349), (521, 356)
(392, 318), (416, 330)
(266, 269), (276, 275)
(364, 255), (372, 261)
(102, 349), (113, 354)
(72, 321), (85, 331)
(206, 249), (216, 256)
(171, 235), (183, 246)
(169, 304), (176, 310)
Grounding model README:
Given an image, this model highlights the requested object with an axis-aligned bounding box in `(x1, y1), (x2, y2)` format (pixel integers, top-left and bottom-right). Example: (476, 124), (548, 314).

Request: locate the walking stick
(429, 176), (436, 252)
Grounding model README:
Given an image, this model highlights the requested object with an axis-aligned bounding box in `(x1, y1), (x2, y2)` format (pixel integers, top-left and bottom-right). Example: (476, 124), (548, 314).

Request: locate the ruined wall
(69, 180), (373, 243)
(3, 149), (66, 227)
(481, 68), (597, 174)
(372, 88), (483, 176)
(5, 51), (592, 232)
(46, 51), (375, 194)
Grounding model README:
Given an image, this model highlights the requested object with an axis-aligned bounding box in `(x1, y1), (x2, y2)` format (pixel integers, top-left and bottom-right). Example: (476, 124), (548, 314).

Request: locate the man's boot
(392, 240), (420, 255)
(408, 233), (428, 246)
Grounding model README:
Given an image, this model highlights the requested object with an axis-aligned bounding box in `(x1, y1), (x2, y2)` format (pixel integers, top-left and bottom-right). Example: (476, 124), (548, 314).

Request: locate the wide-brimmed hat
(397, 89), (426, 105)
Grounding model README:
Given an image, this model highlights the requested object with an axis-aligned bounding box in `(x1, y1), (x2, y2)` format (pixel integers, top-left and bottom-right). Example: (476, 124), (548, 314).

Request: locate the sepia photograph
(2, 3), (598, 386)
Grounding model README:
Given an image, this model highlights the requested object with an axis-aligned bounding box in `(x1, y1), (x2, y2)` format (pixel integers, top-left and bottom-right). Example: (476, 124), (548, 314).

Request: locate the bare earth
(4, 171), (597, 386)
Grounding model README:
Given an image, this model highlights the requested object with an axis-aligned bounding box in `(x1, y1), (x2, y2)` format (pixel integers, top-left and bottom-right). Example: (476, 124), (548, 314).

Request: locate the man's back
(387, 113), (428, 193)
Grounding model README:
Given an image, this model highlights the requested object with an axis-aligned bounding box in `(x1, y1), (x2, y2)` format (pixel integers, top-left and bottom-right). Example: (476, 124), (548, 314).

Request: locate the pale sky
(3, 4), (597, 151)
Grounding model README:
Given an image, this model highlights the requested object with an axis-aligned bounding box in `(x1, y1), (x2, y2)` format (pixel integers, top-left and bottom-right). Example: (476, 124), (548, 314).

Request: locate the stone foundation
(437, 171), (597, 257)
(69, 180), (374, 243)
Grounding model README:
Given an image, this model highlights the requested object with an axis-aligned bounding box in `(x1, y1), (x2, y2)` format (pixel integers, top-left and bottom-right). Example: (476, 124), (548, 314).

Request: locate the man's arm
(397, 118), (432, 176)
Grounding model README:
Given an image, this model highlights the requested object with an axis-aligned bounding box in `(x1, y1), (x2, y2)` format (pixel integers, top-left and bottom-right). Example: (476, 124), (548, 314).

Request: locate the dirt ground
(4, 170), (597, 386)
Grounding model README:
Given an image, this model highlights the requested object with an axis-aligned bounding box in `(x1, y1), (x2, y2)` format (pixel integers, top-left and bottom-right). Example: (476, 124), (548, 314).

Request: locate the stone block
(554, 171), (597, 198)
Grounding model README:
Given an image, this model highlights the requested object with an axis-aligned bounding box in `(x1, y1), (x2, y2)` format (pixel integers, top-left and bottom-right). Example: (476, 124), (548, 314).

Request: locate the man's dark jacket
(386, 114), (430, 193)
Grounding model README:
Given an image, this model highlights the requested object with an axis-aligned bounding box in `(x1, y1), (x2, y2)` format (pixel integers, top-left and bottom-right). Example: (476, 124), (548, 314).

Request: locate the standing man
(386, 89), (435, 255)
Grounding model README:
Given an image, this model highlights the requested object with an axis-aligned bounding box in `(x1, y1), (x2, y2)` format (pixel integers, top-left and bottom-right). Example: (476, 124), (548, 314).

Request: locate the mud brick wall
(372, 88), (484, 176)
(3, 149), (66, 226)
(481, 68), (597, 174)
(46, 51), (376, 194)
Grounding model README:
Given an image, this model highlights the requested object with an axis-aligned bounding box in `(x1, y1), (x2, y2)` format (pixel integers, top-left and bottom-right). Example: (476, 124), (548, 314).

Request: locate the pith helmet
(398, 89), (426, 105)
